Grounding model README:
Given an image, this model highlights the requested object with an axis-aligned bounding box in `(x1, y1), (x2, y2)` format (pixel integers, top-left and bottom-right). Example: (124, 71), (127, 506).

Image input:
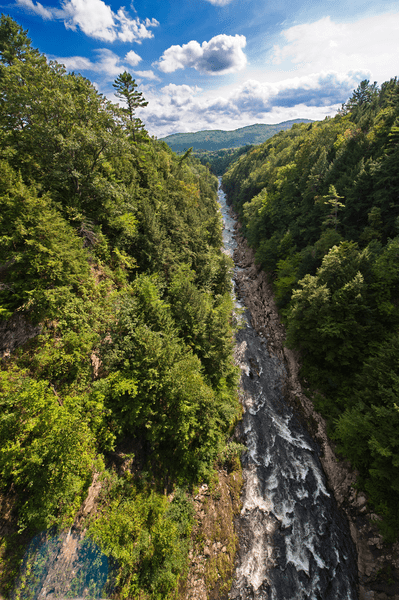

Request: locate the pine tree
(113, 71), (148, 141)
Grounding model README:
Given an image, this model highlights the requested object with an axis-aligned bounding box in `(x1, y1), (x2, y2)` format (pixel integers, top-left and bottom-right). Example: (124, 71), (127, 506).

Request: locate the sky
(2, 0), (399, 137)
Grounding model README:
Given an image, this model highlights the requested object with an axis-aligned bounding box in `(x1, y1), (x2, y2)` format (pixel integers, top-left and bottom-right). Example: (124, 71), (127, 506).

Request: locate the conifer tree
(113, 71), (148, 140)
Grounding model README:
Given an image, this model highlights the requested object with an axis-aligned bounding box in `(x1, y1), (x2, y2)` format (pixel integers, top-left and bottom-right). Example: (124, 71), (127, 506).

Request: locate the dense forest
(195, 146), (254, 177)
(0, 16), (241, 598)
(223, 78), (399, 541)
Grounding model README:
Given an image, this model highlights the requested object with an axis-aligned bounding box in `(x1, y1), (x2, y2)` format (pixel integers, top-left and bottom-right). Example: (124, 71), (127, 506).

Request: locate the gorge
(1, 21), (399, 595)
(218, 181), (359, 599)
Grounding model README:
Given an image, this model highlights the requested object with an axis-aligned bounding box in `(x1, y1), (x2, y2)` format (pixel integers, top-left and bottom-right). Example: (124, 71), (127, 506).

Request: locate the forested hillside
(0, 16), (241, 598)
(195, 146), (254, 176)
(160, 120), (312, 153)
(223, 79), (399, 540)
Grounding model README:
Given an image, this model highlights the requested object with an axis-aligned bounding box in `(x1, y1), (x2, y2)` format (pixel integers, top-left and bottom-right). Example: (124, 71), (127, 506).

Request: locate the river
(217, 180), (359, 600)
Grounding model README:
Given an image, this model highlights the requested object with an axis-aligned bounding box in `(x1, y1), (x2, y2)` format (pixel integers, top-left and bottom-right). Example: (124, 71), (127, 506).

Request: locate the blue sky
(3, 0), (399, 137)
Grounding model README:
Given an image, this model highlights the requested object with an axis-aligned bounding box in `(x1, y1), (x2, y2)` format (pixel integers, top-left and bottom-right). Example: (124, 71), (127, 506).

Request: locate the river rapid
(217, 180), (359, 600)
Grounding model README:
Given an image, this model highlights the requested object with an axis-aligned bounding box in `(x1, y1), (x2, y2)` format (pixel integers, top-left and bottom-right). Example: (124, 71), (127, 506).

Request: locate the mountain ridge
(159, 119), (313, 152)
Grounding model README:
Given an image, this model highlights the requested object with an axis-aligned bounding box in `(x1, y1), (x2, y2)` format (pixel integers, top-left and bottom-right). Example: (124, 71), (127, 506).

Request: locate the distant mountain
(159, 120), (313, 152)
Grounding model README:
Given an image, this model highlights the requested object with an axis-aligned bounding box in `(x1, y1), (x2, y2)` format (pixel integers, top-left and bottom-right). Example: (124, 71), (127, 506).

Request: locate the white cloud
(16, 0), (53, 19)
(52, 48), (124, 76)
(161, 83), (202, 96)
(133, 70), (160, 81)
(125, 50), (142, 67)
(52, 49), (161, 82)
(62, 0), (116, 41)
(16, 0), (159, 42)
(230, 71), (366, 113)
(273, 13), (399, 84)
(160, 83), (202, 106)
(157, 34), (247, 75)
(203, 0), (234, 5)
(114, 8), (159, 43)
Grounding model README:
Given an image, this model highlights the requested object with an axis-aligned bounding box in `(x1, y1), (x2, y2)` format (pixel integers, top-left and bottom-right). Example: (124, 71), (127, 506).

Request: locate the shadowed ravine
(217, 180), (359, 600)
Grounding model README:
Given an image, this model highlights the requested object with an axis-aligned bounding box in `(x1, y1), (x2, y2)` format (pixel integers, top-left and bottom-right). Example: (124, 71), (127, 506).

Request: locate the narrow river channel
(217, 180), (359, 600)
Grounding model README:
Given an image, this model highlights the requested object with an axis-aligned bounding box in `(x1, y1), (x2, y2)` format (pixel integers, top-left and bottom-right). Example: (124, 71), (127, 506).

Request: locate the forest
(223, 78), (399, 541)
(0, 16), (241, 598)
(159, 120), (311, 153)
(195, 146), (254, 177)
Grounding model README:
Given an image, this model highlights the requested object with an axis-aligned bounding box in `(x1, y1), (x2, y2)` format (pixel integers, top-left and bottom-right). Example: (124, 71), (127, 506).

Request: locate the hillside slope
(159, 120), (313, 152)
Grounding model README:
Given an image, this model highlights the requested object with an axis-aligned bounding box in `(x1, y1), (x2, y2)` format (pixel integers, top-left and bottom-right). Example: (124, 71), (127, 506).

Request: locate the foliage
(0, 368), (99, 531)
(0, 161), (90, 318)
(335, 336), (399, 540)
(113, 71), (148, 141)
(0, 16), (240, 598)
(113, 71), (148, 120)
(89, 480), (195, 599)
(195, 145), (254, 175)
(222, 77), (399, 538)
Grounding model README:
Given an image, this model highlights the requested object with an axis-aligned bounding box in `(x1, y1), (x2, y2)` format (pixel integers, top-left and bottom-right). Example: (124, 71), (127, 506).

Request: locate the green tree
(113, 71), (148, 141)
(343, 79), (379, 116)
(335, 335), (399, 540)
(286, 242), (373, 372)
(113, 71), (148, 120)
(317, 184), (345, 230)
(0, 160), (89, 317)
(0, 14), (43, 67)
(0, 368), (99, 531)
(0, 19), (240, 596)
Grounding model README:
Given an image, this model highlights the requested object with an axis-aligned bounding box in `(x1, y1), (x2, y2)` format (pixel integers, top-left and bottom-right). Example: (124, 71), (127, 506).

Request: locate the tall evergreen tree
(113, 71), (148, 140)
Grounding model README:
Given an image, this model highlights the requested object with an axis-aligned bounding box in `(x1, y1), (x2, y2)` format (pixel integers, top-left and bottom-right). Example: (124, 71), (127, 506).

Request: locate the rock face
(233, 227), (399, 600)
(0, 312), (41, 358)
(10, 473), (107, 600)
(181, 468), (243, 600)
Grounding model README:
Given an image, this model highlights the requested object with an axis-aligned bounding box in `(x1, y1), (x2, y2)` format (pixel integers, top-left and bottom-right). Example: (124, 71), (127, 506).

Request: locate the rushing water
(217, 181), (359, 600)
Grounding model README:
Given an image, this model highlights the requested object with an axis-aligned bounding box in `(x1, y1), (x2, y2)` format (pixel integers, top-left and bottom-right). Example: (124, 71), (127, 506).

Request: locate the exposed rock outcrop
(181, 467), (243, 600)
(8, 473), (106, 600)
(0, 312), (41, 358)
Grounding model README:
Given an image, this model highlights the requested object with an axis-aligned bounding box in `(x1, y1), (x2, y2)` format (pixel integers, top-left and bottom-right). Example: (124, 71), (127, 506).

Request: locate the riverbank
(232, 219), (399, 600)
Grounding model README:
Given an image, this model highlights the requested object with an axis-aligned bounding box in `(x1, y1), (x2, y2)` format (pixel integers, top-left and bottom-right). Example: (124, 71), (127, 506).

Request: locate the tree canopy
(0, 16), (240, 598)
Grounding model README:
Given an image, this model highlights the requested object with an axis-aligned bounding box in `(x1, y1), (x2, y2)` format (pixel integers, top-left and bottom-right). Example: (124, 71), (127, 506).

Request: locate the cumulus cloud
(161, 83), (202, 96)
(112, 9), (159, 43)
(125, 50), (142, 67)
(61, 0), (115, 40)
(157, 34), (247, 74)
(16, 0), (159, 42)
(231, 71), (366, 113)
(141, 70), (362, 137)
(273, 13), (399, 84)
(52, 48), (161, 84)
(160, 83), (202, 106)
